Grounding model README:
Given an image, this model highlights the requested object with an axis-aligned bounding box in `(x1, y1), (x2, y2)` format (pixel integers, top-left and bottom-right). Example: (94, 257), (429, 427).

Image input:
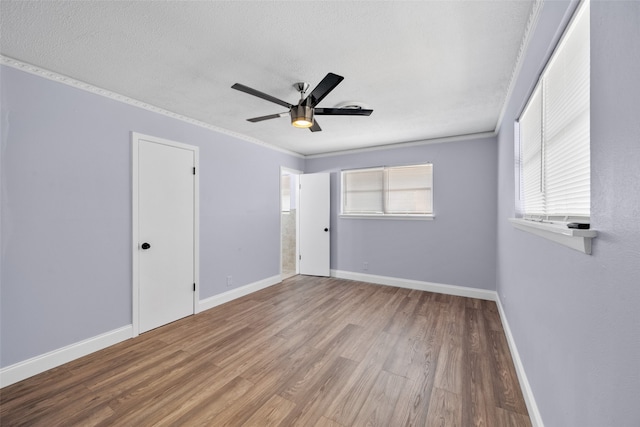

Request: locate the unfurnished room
(0, 1), (639, 426)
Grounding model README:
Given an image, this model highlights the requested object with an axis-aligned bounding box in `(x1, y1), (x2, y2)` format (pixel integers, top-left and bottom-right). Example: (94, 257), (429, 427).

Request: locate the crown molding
(494, 0), (544, 134)
(305, 130), (497, 159)
(0, 56), (304, 159)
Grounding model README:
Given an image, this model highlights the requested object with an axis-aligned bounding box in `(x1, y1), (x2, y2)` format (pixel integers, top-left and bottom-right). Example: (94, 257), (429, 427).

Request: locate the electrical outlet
(226, 275), (233, 287)
(363, 262), (369, 271)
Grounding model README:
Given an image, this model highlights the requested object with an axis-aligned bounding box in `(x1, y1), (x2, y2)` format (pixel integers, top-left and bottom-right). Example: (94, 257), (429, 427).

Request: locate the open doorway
(280, 168), (301, 279)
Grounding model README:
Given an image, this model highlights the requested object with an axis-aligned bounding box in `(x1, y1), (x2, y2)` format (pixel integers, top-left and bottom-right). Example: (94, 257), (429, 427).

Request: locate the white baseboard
(198, 275), (281, 312)
(495, 296), (544, 427)
(0, 325), (133, 388)
(331, 269), (497, 301)
(1, 275), (281, 389)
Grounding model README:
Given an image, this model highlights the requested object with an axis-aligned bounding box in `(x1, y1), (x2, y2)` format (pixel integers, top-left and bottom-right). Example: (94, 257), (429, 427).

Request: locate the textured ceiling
(0, 1), (537, 156)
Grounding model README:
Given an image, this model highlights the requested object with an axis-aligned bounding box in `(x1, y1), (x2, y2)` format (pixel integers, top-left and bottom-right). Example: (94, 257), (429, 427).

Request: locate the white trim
(509, 218), (596, 254)
(0, 326), (133, 388)
(0, 55), (303, 159)
(131, 132), (200, 336)
(495, 297), (544, 427)
(331, 270), (496, 301)
(339, 214), (435, 221)
(198, 275), (282, 313)
(132, 135), (140, 336)
(193, 147), (201, 314)
(305, 131), (497, 159)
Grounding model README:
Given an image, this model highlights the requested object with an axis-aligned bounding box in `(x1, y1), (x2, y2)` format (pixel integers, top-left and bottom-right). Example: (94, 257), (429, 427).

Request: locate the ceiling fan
(231, 72), (373, 132)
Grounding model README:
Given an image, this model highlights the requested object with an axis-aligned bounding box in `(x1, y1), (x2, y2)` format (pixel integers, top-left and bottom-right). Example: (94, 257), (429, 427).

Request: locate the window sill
(340, 214), (435, 221)
(508, 218), (596, 254)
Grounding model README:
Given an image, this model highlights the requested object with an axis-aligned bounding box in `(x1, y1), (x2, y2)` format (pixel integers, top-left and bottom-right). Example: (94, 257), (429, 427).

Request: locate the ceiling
(0, 1), (537, 156)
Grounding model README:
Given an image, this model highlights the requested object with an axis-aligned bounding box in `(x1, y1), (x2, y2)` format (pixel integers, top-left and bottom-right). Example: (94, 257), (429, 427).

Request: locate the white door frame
(131, 132), (200, 337)
(280, 167), (302, 279)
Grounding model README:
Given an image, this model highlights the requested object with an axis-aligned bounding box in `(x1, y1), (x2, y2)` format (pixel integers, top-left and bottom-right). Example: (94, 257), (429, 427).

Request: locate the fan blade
(247, 112), (288, 123)
(305, 73), (344, 108)
(309, 120), (322, 132)
(314, 108), (373, 116)
(231, 83), (293, 109)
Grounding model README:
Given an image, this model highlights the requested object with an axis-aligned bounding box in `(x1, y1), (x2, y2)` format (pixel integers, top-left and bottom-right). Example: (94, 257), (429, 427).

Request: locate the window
(341, 164), (433, 217)
(517, 0), (590, 222)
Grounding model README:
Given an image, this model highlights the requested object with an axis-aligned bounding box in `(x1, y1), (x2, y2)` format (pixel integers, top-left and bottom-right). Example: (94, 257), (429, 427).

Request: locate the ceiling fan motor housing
(291, 104), (314, 128)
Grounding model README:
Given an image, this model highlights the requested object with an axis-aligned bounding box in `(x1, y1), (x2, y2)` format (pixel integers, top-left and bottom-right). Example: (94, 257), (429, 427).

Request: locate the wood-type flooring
(0, 275), (531, 426)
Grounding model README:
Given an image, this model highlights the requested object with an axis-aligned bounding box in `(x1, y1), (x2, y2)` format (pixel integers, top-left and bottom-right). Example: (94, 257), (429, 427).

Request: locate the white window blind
(342, 167), (384, 213)
(342, 164), (432, 216)
(520, 85), (544, 215)
(386, 164), (433, 214)
(518, 0), (590, 219)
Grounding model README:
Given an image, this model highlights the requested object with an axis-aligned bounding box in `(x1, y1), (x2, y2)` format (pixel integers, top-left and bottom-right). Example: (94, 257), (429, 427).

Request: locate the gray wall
(0, 66), (303, 367)
(496, 1), (640, 426)
(306, 136), (498, 291)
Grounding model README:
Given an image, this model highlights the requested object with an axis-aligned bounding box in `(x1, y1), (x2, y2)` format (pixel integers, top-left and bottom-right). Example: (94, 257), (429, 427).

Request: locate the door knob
(141, 242), (151, 250)
(324, 228), (329, 232)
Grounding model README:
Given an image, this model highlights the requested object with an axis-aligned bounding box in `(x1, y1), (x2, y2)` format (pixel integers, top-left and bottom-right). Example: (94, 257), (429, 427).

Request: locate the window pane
(386, 164), (433, 214)
(520, 85), (545, 215)
(543, 2), (590, 217)
(343, 168), (383, 213)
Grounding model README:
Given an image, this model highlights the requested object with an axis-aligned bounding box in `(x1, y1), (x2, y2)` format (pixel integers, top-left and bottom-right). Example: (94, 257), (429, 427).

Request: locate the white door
(136, 136), (196, 333)
(299, 173), (330, 276)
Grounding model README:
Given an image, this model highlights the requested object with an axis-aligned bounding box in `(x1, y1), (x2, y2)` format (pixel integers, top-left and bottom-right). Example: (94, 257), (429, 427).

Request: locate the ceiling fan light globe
(291, 105), (314, 128)
(292, 119), (313, 128)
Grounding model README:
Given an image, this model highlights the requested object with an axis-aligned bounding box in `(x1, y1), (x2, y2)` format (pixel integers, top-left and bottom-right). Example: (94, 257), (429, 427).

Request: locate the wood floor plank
(424, 387), (463, 427)
(278, 324), (363, 403)
(0, 276), (531, 426)
(387, 370), (435, 426)
(241, 394), (296, 427)
(495, 406), (533, 427)
(351, 370), (407, 427)
(433, 331), (464, 394)
(96, 360), (223, 426)
(277, 356), (360, 427)
(324, 331), (399, 425)
(313, 415), (346, 427)
(161, 375), (255, 426)
(383, 295), (420, 335)
(462, 308), (498, 427)
(488, 329), (529, 415)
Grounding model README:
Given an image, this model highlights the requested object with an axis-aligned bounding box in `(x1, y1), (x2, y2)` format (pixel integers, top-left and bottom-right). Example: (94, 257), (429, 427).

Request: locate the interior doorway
(280, 168), (301, 279)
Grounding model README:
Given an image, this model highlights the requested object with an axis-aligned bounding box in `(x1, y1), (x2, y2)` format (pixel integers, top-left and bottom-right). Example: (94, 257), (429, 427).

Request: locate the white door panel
(138, 138), (195, 333)
(299, 173), (330, 277)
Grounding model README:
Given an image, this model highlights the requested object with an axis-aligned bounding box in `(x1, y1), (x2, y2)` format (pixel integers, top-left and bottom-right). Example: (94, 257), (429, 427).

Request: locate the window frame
(511, 0), (595, 253)
(516, 0), (590, 224)
(340, 163), (434, 220)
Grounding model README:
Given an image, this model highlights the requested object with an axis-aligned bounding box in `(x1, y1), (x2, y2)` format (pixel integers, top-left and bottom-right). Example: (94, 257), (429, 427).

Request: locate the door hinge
(299, 254), (301, 260)
(193, 167), (196, 175)
(193, 283), (196, 291)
